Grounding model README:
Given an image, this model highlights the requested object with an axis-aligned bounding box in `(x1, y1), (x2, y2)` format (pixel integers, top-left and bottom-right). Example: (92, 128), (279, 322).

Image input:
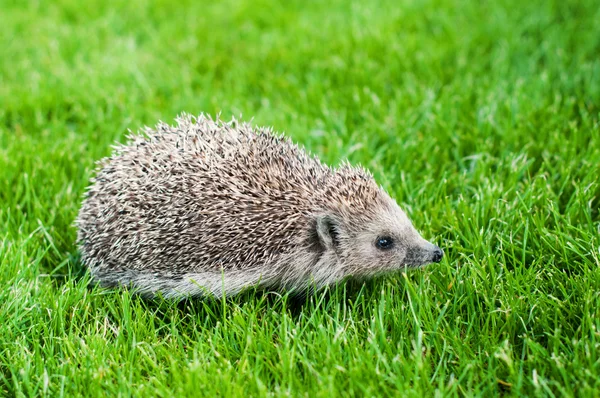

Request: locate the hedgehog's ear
(315, 215), (341, 251)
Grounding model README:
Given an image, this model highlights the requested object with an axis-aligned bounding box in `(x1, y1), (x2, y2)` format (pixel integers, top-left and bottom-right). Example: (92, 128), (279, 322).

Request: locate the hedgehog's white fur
(76, 114), (443, 299)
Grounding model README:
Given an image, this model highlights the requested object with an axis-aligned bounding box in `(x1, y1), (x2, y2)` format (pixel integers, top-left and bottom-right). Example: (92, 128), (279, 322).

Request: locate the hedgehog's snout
(431, 246), (444, 263)
(422, 241), (444, 264)
(404, 239), (444, 266)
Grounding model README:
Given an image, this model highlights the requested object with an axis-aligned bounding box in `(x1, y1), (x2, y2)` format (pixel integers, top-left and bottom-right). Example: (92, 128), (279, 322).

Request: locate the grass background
(1, 0), (599, 396)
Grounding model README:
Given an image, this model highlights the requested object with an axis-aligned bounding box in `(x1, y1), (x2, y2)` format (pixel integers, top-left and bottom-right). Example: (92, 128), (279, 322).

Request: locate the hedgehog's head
(314, 190), (443, 278)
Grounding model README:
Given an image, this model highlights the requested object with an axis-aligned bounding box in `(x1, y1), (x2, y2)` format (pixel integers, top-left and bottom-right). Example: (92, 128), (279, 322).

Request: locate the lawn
(1, 0), (599, 396)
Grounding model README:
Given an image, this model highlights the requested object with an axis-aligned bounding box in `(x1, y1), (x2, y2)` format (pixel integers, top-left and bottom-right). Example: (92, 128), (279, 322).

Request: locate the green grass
(1, 0), (599, 396)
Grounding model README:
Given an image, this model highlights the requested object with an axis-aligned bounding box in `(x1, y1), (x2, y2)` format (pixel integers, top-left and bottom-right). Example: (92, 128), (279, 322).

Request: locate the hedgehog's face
(315, 194), (443, 277)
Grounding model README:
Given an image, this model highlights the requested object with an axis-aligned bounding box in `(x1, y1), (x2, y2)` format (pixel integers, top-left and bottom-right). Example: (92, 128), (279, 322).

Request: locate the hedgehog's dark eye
(375, 236), (394, 250)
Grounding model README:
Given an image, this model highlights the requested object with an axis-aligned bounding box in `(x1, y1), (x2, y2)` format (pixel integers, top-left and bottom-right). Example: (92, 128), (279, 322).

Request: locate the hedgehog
(75, 114), (443, 299)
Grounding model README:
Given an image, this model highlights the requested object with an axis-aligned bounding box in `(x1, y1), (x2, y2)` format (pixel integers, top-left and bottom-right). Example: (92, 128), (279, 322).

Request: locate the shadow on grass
(137, 276), (386, 325)
(45, 249), (417, 340)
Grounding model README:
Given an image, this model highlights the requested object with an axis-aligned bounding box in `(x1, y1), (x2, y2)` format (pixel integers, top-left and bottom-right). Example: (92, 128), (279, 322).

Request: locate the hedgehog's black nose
(432, 246), (444, 263)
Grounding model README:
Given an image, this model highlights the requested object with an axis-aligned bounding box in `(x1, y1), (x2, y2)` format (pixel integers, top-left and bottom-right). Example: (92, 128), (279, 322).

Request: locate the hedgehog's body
(76, 115), (443, 299)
